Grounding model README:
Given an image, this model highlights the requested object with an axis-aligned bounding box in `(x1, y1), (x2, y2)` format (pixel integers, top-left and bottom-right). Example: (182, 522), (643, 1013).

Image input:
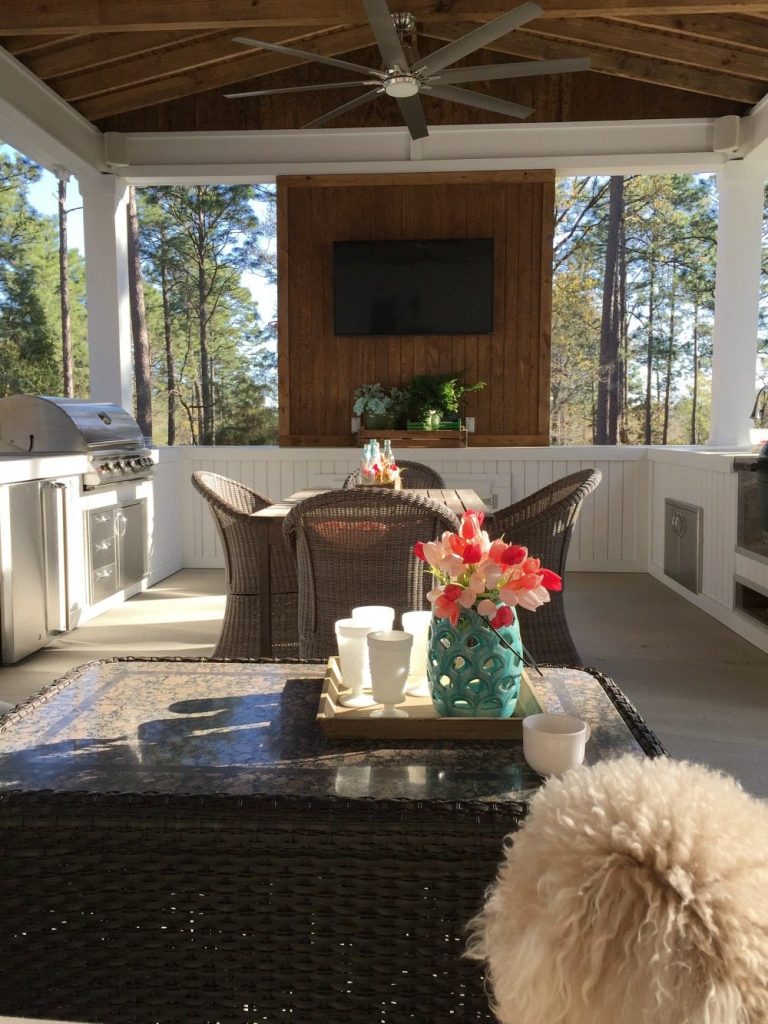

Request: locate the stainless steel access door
(0, 479), (70, 663)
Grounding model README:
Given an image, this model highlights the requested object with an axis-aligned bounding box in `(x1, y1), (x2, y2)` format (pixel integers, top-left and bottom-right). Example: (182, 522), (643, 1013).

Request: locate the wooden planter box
(357, 429), (468, 449)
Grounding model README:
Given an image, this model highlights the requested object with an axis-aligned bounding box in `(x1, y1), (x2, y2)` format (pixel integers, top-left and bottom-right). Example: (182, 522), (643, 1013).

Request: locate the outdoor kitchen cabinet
(87, 500), (147, 605)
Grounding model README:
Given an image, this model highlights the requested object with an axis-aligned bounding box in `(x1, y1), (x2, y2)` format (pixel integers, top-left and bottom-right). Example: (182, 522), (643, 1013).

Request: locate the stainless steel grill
(0, 395), (154, 489)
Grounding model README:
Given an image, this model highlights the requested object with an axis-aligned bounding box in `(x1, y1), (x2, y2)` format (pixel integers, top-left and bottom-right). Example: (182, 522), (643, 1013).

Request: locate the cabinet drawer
(89, 509), (115, 543)
(91, 562), (117, 604)
(91, 534), (116, 570)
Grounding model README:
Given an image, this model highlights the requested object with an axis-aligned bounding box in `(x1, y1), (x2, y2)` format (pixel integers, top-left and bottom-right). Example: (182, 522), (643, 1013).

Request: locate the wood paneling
(276, 171), (555, 447)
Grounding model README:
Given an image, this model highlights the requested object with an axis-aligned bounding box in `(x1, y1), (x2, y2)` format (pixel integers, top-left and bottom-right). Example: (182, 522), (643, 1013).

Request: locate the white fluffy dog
(466, 755), (768, 1024)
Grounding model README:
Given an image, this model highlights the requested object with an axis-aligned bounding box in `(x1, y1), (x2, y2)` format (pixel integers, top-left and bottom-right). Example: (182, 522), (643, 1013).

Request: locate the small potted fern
(404, 374), (485, 431)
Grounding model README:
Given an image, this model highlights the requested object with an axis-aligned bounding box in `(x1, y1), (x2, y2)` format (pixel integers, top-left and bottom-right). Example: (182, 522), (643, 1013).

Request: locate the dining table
(252, 486), (491, 657)
(0, 655), (665, 1024)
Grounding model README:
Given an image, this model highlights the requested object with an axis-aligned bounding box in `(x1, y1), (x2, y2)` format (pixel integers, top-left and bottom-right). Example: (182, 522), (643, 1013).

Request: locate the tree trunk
(58, 176), (74, 397)
(691, 298), (699, 445)
(158, 228), (176, 445)
(661, 270), (677, 446)
(644, 263), (656, 445)
(595, 176), (624, 445)
(126, 186), (153, 439)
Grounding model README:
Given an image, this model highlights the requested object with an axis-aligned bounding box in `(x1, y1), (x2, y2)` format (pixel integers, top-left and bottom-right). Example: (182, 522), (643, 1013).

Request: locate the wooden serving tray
(317, 657), (543, 740)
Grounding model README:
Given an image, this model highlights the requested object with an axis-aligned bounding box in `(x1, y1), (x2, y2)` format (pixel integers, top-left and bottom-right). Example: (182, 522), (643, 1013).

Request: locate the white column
(80, 171), (133, 410)
(708, 160), (766, 447)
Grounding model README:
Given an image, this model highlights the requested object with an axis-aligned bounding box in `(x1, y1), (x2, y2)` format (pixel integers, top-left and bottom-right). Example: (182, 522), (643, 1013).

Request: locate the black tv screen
(333, 238), (494, 336)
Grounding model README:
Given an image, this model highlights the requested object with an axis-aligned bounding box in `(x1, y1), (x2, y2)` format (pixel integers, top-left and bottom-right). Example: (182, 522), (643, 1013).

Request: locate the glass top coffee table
(0, 658), (665, 1024)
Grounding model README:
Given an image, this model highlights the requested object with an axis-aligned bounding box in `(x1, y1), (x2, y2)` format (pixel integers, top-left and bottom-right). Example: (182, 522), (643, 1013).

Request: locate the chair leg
(213, 594), (299, 659)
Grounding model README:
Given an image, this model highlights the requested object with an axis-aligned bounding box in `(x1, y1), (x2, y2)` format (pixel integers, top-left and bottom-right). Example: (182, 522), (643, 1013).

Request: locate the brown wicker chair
(283, 488), (460, 659)
(191, 471), (298, 658)
(342, 459), (446, 489)
(490, 469), (602, 666)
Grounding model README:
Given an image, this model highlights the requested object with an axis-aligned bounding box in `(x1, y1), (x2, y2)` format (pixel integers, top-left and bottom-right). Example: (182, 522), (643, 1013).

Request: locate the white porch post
(80, 172), (133, 410)
(708, 160), (766, 447)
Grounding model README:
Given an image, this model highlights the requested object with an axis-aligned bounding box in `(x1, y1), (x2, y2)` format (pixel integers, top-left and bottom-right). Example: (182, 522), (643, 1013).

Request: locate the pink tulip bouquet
(413, 510), (563, 629)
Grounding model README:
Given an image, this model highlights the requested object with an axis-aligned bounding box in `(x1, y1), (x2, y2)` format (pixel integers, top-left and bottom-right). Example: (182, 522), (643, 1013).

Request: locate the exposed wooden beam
(76, 25), (374, 119)
(49, 28), (325, 101)
(4, 1), (768, 35)
(618, 13), (768, 51)
(22, 32), (214, 78)
(2, 34), (83, 56)
(529, 16), (768, 79)
(423, 23), (765, 102)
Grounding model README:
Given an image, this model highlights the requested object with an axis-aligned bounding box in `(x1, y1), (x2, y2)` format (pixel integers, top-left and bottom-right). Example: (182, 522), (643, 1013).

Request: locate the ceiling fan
(225, 0), (590, 141)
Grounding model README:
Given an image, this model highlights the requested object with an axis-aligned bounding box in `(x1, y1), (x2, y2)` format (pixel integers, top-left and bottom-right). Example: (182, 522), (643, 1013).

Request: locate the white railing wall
(148, 444), (768, 654)
(164, 445), (650, 573)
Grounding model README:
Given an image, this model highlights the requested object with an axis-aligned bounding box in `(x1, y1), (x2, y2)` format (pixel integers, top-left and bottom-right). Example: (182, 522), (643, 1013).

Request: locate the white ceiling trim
(115, 119), (728, 184)
(0, 46), (105, 179)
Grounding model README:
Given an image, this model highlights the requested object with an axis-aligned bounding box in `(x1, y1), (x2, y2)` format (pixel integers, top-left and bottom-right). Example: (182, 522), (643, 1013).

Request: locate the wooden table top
(251, 487), (490, 520)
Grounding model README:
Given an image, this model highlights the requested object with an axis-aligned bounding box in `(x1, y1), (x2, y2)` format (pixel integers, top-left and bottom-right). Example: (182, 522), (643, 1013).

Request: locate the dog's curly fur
(466, 756), (768, 1024)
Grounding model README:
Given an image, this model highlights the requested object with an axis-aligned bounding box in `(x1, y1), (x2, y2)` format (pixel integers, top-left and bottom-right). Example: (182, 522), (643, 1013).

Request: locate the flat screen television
(333, 237), (494, 336)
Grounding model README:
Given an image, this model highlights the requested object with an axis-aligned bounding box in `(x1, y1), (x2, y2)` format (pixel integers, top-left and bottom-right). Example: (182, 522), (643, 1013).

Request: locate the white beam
(80, 174), (133, 411)
(111, 119), (726, 184)
(0, 45), (105, 177)
(708, 160), (765, 448)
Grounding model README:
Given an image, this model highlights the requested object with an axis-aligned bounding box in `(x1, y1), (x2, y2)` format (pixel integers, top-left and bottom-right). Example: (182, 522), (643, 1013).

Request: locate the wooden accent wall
(277, 171), (555, 447)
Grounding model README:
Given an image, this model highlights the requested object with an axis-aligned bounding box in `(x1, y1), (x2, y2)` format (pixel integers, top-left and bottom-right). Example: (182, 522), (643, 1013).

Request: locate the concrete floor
(1, 568), (767, 796)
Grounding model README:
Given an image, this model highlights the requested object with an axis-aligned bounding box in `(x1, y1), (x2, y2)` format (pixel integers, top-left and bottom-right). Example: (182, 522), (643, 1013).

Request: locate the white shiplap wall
(175, 446), (648, 572)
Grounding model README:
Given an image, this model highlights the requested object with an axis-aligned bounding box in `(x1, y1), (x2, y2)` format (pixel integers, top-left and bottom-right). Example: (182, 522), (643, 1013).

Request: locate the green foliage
(0, 151), (88, 397)
(136, 183), (277, 444)
(401, 374), (485, 422)
(352, 383), (393, 416)
(552, 173), (718, 446)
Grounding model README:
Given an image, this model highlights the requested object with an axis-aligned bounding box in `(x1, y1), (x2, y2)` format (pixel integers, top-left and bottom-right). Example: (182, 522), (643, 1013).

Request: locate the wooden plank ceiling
(3, 1), (768, 134)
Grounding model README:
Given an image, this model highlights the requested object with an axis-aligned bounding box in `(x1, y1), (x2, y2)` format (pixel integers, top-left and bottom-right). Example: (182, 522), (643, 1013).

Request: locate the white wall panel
(176, 446), (647, 572)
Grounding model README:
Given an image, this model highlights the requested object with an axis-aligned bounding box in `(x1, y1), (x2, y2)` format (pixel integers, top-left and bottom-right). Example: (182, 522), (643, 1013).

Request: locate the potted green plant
(352, 383), (397, 430)
(403, 374), (485, 430)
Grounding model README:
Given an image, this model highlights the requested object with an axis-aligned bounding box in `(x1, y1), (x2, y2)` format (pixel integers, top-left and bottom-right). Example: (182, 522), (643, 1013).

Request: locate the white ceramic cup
(522, 713), (591, 777)
(401, 610), (432, 697)
(367, 629), (413, 718)
(352, 606), (395, 632)
(334, 618), (376, 708)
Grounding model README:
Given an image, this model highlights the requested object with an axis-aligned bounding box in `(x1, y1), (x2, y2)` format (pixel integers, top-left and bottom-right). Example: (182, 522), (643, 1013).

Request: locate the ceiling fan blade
(225, 80), (377, 99)
(397, 94), (429, 140)
(432, 56), (591, 86)
(233, 35), (384, 79)
(425, 84), (533, 120)
(362, 0), (410, 69)
(303, 88), (383, 129)
(413, 2), (543, 77)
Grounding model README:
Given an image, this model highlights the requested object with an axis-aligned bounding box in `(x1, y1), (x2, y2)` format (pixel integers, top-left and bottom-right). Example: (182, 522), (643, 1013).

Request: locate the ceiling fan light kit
(227, 0), (591, 140)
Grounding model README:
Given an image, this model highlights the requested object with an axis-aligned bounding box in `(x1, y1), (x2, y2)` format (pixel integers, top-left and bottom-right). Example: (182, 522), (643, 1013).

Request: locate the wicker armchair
(283, 488), (460, 659)
(342, 459), (446, 489)
(191, 471), (298, 658)
(491, 469), (602, 666)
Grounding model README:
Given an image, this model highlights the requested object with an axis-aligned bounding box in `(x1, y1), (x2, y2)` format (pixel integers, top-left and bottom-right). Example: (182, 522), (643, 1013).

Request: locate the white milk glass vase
(334, 618), (376, 709)
(367, 630), (413, 718)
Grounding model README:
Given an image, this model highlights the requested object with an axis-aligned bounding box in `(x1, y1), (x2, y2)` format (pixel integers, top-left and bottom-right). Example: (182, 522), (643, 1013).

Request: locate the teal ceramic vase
(427, 607), (524, 718)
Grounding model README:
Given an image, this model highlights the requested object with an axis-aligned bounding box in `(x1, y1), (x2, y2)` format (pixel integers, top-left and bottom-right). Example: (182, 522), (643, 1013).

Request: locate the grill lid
(0, 395), (145, 454)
